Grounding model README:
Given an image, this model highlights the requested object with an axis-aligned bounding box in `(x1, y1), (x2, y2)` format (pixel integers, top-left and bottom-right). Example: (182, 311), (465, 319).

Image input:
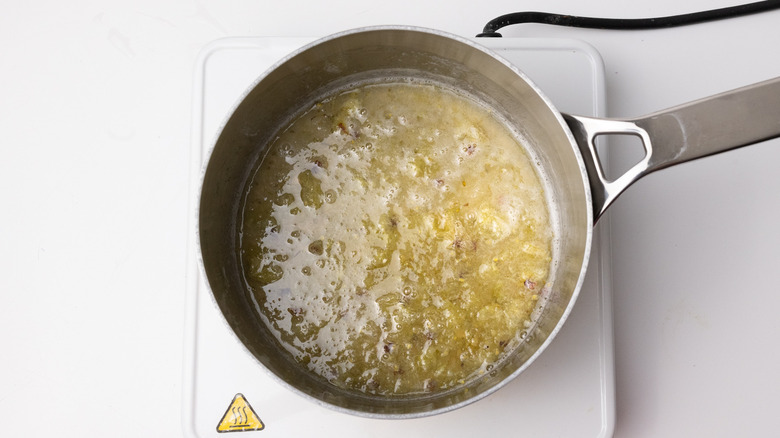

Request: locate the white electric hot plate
(184, 36), (615, 437)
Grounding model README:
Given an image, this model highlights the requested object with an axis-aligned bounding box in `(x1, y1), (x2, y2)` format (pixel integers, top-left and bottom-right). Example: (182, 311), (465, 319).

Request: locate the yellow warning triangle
(216, 393), (265, 433)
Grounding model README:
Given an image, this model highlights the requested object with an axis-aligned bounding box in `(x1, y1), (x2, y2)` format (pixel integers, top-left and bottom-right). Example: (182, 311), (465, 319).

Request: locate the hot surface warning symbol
(216, 393), (265, 433)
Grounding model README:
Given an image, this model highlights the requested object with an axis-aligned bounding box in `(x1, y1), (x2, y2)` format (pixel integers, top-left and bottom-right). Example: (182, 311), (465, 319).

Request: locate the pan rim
(195, 25), (596, 419)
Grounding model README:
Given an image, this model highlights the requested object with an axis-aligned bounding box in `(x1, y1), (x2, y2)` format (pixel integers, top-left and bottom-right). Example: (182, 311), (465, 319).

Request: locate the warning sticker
(216, 393), (265, 433)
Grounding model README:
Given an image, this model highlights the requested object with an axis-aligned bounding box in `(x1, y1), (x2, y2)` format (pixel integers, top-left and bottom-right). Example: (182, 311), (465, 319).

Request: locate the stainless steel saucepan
(197, 26), (780, 418)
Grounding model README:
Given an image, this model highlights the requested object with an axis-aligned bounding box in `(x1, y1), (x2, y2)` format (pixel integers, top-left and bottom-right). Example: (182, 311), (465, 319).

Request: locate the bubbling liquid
(240, 81), (553, 395)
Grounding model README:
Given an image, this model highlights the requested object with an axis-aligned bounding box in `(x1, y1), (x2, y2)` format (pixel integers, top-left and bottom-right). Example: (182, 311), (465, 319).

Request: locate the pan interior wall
(199, 28), (592, 416)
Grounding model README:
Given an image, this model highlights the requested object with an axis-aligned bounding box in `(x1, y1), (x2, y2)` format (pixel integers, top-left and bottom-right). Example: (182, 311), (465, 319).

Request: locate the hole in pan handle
(564, 76), (780, 221)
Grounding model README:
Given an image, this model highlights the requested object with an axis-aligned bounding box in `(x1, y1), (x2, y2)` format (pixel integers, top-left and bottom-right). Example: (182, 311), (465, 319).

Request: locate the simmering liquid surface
(240, 81), (553, 395)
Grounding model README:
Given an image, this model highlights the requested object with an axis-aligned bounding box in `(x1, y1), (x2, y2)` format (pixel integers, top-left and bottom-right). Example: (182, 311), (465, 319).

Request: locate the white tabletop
(2, 1), (779, 437)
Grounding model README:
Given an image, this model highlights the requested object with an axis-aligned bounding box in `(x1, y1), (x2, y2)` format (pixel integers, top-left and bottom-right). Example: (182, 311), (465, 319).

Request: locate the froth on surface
(240, 81), (553, 395)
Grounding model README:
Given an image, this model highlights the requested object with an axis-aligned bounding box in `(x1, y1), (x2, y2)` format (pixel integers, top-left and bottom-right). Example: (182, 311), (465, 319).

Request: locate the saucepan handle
(564, 76), (780, 221)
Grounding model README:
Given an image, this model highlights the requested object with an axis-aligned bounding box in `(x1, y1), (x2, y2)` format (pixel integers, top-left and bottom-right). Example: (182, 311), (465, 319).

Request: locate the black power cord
(477, 0), (780, 37)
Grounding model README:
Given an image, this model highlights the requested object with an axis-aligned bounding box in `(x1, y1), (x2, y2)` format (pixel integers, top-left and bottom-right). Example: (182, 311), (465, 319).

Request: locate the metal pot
(197, 26), (780, 418)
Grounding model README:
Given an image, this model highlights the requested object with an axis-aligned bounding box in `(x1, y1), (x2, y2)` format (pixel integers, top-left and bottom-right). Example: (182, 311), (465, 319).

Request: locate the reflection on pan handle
(564, 76), (780, 221)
